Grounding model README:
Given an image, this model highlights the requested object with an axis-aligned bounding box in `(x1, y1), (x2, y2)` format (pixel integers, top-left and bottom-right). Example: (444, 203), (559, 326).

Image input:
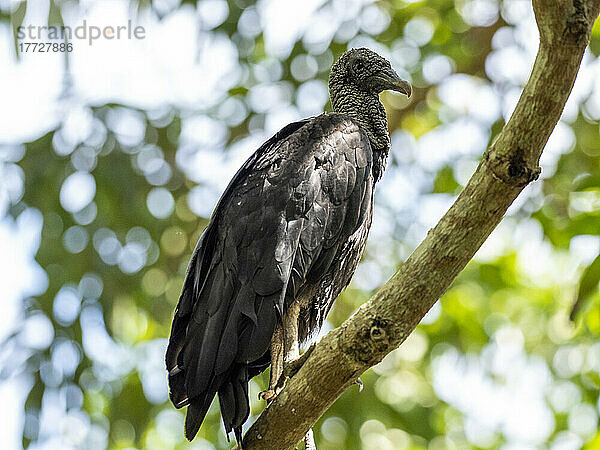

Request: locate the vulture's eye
(352, 60), (365, 73)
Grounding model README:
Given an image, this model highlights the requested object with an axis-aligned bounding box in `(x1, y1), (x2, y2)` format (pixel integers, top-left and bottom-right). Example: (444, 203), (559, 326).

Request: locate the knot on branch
(370, 324), (387, 342)
(485, 147), (541, 187)
(340, 317), (390, 364)
(534, 0), (593, 46)
(564, 0), (590, 44)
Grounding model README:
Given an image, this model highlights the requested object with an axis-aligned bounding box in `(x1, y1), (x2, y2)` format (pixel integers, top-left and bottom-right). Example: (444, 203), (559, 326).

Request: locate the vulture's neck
(330, 85), (390, 182)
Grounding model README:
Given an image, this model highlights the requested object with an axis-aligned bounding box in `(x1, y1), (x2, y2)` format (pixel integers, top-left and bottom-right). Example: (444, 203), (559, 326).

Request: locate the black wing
(165, 113), (373, 440)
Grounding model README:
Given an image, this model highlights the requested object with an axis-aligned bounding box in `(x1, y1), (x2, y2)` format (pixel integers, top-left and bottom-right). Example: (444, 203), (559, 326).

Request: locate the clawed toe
(259, 386), (284, 404)
(259, 389), (276, 402)
(261, 343), (317, 405)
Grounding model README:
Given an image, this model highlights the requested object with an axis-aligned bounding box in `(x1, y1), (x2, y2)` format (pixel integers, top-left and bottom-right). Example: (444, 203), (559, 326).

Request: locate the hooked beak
(389, 77), (412, 97)
(378, 70), (412, 97)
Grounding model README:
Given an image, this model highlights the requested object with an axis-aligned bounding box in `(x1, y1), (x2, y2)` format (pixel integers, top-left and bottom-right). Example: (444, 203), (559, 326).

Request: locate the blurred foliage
(1, 0), (600, 449)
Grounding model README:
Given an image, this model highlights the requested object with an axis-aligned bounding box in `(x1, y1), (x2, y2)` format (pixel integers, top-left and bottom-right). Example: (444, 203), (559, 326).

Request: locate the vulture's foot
(273, 343), (316, 393)
(259, 343), (316, 404)
(258, 387), (282, 404)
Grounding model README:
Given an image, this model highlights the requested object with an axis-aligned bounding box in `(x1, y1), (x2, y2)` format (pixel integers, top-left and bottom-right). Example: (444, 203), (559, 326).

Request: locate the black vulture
(165, 47), (411, 446)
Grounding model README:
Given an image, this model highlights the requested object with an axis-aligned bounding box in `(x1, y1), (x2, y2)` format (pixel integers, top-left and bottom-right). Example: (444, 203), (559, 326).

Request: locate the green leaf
(571, 253), (600, 320)
(48, 0), (64, 26)
(590, 19), (600, 56)
(11, 1), (26, 58)
(432, 166), (460, 194)
(574, 175), (600, 191)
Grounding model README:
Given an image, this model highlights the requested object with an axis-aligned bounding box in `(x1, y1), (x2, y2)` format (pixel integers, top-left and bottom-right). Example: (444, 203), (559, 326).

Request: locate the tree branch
(242, 1), (600, 448)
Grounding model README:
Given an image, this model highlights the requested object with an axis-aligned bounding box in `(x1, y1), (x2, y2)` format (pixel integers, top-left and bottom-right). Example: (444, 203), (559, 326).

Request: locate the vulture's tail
(183, 365), (250, 444)
(184, 385), (217, 441)
(218, 365), (250, 438)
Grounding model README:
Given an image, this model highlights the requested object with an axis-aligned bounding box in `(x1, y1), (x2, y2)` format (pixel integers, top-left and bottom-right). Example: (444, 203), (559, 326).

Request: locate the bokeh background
(1, 0), (599, 449)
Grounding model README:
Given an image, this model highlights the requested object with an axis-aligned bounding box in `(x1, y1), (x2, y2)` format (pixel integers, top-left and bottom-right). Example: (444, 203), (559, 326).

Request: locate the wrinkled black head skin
(329, 47), (411, 97)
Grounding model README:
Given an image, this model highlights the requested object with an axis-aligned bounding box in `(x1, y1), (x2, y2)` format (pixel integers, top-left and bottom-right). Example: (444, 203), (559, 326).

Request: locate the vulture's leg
(282, 303), (316, 450)
(280, 342), (315, 380)
(260, 325), (284, 402)
(282, 301), (301, 365)
(261, 301), (302, 401)
(260, 302), (316, 448)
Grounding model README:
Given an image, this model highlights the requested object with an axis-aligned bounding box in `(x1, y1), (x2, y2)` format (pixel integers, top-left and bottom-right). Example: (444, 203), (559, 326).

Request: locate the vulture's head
(329, 48), (412, 98)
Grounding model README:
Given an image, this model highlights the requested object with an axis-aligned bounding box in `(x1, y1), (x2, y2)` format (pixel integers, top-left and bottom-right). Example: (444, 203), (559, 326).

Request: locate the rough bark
(242, 1), (600, 448)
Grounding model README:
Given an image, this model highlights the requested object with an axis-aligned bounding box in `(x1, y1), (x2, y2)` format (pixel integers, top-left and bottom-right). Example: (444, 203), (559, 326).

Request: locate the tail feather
(182, 365), (253, 443)
(184, 380), (219, 441)
(234, 427), (243, 448)
(218, 380), (236, 433)
(218, 365), (251, 432)
(232, 372), (249, 428)
(218, 365), (250, 448)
